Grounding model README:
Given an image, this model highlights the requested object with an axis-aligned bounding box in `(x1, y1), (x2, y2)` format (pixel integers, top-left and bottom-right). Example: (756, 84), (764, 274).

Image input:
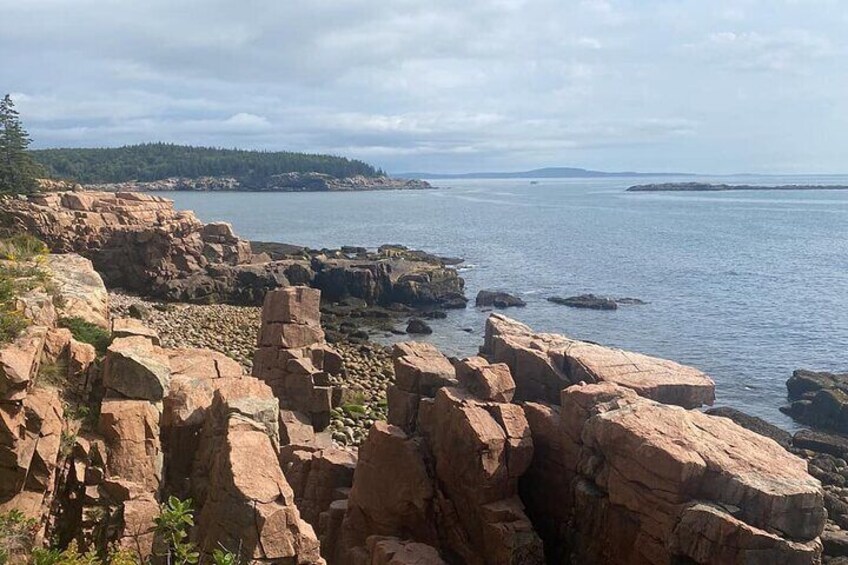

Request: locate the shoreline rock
(475, 290), (526, 308)
(83, 173), (432, 193)
(0, 191), (467, 309)
(628, 182), (848, 192)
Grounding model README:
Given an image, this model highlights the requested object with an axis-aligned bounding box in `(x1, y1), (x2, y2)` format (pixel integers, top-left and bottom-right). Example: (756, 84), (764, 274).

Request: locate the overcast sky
(2, 0), (846, 174)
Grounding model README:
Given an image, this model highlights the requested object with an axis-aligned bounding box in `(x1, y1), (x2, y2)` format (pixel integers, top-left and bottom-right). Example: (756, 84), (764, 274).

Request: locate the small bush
(0, 509), (38, 565)
(0, 306), (27, 345)
(0, 234), (48, 262)
(341, 403), (367, 416)
(59, 318), (111, 356)
(37, 359), (69, 389)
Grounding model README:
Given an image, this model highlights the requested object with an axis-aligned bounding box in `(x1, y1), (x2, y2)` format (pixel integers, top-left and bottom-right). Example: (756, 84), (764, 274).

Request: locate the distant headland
(627, 182), (848, 192)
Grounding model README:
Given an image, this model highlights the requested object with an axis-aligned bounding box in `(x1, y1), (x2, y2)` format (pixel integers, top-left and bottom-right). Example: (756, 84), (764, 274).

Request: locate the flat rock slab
(46, 254), (109, 328)
(483, 314), (715, 408)
(568, 383), (825, 542)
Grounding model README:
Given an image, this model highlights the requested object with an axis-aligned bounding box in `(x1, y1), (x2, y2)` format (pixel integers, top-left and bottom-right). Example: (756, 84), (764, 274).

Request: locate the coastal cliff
(0, 191), (463, 308)
(0, 192), (836, 564)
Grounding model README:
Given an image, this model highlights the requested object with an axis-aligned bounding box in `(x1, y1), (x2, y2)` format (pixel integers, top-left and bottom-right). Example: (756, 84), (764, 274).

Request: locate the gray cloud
(2, 0), (846, 173)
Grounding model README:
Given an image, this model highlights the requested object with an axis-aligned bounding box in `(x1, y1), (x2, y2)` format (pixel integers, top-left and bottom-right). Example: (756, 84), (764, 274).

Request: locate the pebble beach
(109, 291), (394, 446)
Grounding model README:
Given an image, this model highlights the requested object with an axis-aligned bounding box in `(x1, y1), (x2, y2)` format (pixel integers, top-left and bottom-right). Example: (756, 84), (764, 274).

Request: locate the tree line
(31, 143), (383, 184)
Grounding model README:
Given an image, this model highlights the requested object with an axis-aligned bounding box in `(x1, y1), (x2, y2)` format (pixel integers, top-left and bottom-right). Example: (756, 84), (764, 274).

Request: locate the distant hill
(31, 143), (382, 184)
(394, 167), (688, 179)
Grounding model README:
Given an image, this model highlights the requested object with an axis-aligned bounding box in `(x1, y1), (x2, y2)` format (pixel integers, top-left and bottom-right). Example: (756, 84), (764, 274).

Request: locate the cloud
(1, 0), (847, 173)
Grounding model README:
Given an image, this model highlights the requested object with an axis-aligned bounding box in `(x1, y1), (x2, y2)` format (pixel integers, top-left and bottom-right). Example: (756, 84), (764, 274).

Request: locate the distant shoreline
(627, 182), (848, 192)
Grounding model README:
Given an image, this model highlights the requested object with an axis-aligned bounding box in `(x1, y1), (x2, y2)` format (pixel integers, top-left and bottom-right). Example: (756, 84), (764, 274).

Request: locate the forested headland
(31, 143), (383, 183)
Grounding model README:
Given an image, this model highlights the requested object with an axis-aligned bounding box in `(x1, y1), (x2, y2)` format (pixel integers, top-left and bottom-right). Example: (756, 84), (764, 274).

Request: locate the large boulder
(98, 399), (162, 492)
(45, 254), (109, 328)
(103, 336), (171, 401)
(482, 314), (715, 408)
(521, 382), (825, 564)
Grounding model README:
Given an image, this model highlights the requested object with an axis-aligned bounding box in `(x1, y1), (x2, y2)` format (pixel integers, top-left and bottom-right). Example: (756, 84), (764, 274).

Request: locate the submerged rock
(547, 294), (618, 310)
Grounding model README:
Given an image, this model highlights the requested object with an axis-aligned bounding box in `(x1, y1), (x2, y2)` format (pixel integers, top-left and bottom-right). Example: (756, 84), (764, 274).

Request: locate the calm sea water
(159, 175), (848, 429)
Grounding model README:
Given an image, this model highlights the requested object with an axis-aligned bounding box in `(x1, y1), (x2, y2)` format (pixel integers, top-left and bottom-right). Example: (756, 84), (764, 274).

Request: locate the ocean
(159, 175), (848, 429)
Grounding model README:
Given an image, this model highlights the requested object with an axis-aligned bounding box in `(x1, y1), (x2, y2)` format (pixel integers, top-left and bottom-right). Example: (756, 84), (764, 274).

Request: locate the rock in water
(547, 294), (618, 310)
(475, 290), (526, 308)
(406, 318), (433, 334)
(781, 369), (848, 433)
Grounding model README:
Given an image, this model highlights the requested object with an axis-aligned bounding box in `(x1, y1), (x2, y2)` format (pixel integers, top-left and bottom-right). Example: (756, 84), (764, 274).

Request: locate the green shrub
(0, 509), (38, 565)
(37, 359), (68, 389)
(0, 234), (48, 262)
(58, 318), (111, 356)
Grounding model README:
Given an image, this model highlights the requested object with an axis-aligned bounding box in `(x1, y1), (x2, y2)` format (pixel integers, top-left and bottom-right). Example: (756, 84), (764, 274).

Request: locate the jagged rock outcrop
(318, 318), (824, 565)
(191, 379), (324, 563)
(1, 192), (466, 308)
(253, 287), (344, 431)
(336, 345), (543, 565)
(0, 254), (103, 537)
(482, 313), (716, 407)
(522, 382), (824, 564)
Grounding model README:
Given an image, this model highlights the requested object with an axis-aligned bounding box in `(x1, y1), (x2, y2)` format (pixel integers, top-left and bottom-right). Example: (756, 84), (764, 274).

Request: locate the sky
(2, 0), (847, 174)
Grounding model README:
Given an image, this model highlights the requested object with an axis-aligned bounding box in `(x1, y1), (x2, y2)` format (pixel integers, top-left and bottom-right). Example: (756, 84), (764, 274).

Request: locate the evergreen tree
(0, 94), (41, 194)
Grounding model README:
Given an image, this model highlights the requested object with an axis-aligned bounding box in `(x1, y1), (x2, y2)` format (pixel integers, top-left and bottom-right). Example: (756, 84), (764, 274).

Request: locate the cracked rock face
(482, 313), (716, 408)
(521, 382), (825, 564)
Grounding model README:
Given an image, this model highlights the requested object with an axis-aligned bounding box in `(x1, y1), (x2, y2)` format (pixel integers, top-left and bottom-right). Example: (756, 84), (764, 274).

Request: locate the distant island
(394, 166), (687, 180)
(31, 143), (430, 192)
(627, 182), (848, 192)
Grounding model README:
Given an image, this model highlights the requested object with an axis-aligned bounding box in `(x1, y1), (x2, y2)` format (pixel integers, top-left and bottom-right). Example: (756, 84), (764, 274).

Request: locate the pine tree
(0, 94), (41, 194)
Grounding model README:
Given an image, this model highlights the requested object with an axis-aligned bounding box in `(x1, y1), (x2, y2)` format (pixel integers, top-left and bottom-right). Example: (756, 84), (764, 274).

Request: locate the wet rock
(782, 369), (848, 433)
(405, 318), (432, 335)
(547, 294), (617, 310)
(475, 290), (526, 309)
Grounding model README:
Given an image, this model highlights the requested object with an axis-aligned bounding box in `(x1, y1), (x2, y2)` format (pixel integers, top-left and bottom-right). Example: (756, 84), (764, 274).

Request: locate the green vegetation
(32, 143), (382, 185)
(0, 510), (38, 565)
(30, 542), (138, 565)
(1, 497), (240, 565)
(0, 94), (42, 195)
(0, 235), (48, 262)
(58, 317), (111, 356)
(154, 497), (199, 565)
(0, 235), (54, 345)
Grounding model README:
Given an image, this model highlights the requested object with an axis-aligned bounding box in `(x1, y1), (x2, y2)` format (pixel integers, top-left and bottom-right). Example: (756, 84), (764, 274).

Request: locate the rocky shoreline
(82, 173), (432, 192)
(2, 189), (846, 564)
